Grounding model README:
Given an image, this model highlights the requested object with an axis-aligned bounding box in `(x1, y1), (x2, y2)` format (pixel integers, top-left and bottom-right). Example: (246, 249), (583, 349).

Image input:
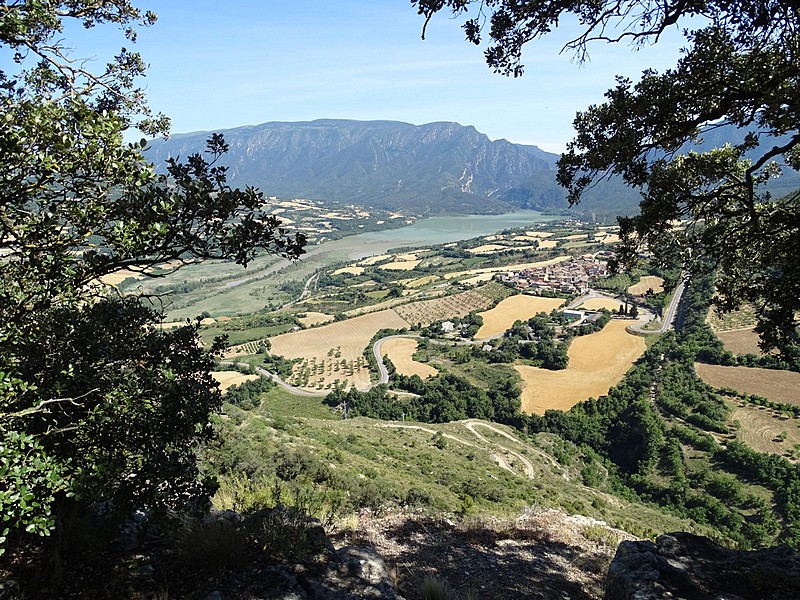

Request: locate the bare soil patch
(717, 328), (764, 356)
(695, 363), (800, 405)
(476, 295), (565, 339)
(381, 337), (438, 379)
(516, 321), (646, 414)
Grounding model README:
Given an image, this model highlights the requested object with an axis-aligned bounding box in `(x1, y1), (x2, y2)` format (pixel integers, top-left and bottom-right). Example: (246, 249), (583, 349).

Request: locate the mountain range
(145, 119), (799, 218)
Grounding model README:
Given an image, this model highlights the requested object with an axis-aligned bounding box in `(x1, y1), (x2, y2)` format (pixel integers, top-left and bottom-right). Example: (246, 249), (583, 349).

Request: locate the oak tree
(0, 0), (305, 550)
(414, 0), (800, 359)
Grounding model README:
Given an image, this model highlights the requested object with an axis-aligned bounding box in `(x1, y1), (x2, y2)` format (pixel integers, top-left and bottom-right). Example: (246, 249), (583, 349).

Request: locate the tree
(0, 1), (305, 550)
(413, 0), (800, 359)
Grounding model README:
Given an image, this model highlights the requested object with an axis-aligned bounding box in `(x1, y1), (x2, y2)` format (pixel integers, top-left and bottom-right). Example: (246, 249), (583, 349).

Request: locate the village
(497, 252), (613, 295)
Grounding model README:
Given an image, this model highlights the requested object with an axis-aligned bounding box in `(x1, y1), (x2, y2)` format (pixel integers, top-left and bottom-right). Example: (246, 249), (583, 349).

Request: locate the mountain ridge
(145, 118), (636, 217)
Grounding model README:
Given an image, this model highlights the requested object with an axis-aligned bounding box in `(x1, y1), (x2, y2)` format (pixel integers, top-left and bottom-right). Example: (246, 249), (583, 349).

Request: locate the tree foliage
(0, 1), (305, 549)
(413, 0), (800, 359)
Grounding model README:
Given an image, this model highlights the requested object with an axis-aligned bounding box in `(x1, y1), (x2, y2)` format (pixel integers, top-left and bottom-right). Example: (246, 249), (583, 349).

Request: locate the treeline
(324, 373), (522, 427)
(524, 271), (798, 549)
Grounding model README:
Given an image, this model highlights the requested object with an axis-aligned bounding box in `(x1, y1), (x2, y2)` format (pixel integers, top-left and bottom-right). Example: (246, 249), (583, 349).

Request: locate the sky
(56, 1), (689, 153)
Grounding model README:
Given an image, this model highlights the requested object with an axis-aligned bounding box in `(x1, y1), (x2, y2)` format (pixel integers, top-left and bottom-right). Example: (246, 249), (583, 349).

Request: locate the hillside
(145, 119), (641, 217)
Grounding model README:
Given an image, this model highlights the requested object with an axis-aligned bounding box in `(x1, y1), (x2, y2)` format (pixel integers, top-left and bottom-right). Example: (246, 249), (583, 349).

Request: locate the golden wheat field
(379, 260), (421, 271)
(579, 297), (624, 311)
(627, 275), (664, 295)
(298, 312), (335, 327)
(211, 371), (260, 392)
(381, 337), (438, 379)
(468, 244), (508, 254)
(332, 266), (365, 276)
(475, 295), (565, 339)
(524, 231), (554, 238)
(360, 254), (392, 265)
(515, 320), (647, 414)
(730, 404), (800, 458)
(695, 363), (800, 405)
(269, 309), (411, 390)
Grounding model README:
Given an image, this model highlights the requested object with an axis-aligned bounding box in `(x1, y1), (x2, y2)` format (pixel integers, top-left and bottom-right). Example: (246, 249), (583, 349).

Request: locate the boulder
(606, 532), (800, 600)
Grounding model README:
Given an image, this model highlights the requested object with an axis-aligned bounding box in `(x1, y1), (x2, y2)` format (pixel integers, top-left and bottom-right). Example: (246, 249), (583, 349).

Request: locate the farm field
(706, 304), (757, 332)
(394, 288), (498, 325)
(716, 328), (763, 356)
(269, 309), (410, 391)
(298, 312), (334, 327)
(627, 275), (664, 295)
(730, 404), (800, 459)
(515, 320), (647, 414)
(695, 363), (800, 405)
(211, 371), (259, 392)
(381, 337), (438, 379)
(475, 295), (565, 339)
(443, 256), (570, 281)
(578, 297), (623, 311)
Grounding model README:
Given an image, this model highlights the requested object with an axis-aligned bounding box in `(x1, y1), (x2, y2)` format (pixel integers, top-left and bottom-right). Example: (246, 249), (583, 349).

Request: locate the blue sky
(58, 1), (687, 153)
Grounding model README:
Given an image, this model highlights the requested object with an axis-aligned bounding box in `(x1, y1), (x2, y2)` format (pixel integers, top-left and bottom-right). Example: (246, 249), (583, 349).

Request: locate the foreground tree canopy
(0, 1), (305, 550)
(414, 0), (800, 358)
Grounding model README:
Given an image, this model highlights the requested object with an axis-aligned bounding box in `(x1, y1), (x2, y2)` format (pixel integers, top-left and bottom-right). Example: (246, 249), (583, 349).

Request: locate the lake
(346, 210), (566, 259)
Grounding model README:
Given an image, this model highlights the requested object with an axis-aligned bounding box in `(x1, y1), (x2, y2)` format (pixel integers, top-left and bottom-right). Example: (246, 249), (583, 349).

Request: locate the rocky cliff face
(145, 119), (638, 216)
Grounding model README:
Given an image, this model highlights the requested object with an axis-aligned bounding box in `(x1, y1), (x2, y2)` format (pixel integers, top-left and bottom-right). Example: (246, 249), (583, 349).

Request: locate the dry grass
(360, 254), (392, 265)
(99, 268), (146, 286)
(579, 298), (623, 312)
(695, 363), (800, 405)
(297, 312), (335, 327)
(559, 234), (586, 241)
(516, 321), (646, 414)
(269, 310), (411, 390)
(211, 371), (260, 392)
(536, 240), (559, 249)
(394, 289), (497, 326)
(468, 244), (508, 254)
(706, 304), (757, 332)
(524, 231), (554, 238)
(627, 275), (664, 295)
(379, 260), (421, 271)
(730, 404), (800, 459)
(475, 295), (565, 339)
(398, 275), (440, 288)
(717, 329), (764, 356)
(381, 338), (438, 379)
(599, 234), (620, 244)
(332, 266), (365, 276)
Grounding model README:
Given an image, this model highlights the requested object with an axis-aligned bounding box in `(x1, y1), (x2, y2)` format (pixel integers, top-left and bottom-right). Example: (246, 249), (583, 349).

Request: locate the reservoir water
(345, 210), (566, 259)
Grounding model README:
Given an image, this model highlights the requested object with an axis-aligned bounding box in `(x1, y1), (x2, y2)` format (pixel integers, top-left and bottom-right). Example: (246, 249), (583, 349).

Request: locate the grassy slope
(210, 387), (717, 542)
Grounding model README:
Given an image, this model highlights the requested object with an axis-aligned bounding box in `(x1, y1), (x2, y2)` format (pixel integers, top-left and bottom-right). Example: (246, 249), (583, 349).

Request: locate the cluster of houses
(498, 253), (610, 295)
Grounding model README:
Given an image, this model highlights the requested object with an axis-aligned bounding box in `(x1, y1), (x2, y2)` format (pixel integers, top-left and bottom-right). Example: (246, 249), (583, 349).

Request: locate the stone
(605, 532), (800, 600)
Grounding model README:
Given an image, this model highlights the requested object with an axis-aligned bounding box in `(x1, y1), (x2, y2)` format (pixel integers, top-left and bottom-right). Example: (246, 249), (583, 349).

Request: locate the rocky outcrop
(605, 532), (800, 600)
